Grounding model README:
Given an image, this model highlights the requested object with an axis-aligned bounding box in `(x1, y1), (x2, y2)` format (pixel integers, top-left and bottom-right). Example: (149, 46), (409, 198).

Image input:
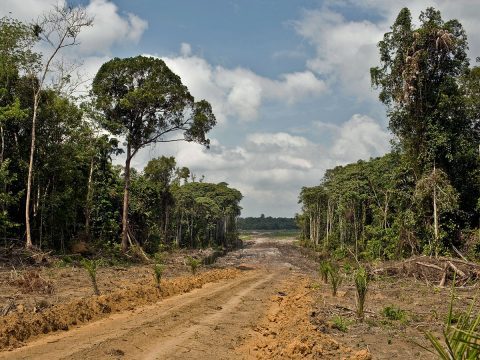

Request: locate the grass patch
(332, 315), (351, 332)
(382, 305), (407, 322)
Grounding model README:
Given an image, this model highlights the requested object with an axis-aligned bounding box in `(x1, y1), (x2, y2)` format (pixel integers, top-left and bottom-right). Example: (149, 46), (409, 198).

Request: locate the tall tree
(370, 7), (469, 174)
(92, 56), (216, 251)
(24, 5), (92, 248)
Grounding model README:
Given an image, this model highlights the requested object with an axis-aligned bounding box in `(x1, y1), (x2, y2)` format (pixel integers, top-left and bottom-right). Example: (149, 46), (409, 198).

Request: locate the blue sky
(2, 0), (480, 216)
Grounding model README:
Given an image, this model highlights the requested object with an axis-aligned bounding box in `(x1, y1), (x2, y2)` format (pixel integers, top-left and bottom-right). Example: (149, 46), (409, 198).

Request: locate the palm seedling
(186, 256), (201, 275)
(422, 280), (480, 359)
(319, 261), (331, 284)
(81, 258), (100, 295)
(354, 266), (368, 320)
(153, 263), (165, 290)
(328, 264), (343, 296)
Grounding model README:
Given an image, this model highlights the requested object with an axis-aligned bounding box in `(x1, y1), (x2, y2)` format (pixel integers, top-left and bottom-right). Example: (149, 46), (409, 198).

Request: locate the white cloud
(154, 44), (327, 124)
(0, 0), (58, 21)
(294, 8), (383, 99)
(329, 114), (391, 162)
(77, 0), (148, 55)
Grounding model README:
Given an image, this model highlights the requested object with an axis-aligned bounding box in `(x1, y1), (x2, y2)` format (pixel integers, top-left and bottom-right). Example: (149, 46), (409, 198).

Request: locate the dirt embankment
(0, 268), (240, 350)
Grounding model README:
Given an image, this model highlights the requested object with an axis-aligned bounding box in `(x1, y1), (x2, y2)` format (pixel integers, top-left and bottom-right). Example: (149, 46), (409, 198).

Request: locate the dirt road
(0, 237), (333, 360)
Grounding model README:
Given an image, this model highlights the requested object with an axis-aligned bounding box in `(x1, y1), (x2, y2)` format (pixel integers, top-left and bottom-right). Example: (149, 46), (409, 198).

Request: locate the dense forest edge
(237, 215), (298, 231)
(0, 7), (242, 260)
(296, 7), (480, 262)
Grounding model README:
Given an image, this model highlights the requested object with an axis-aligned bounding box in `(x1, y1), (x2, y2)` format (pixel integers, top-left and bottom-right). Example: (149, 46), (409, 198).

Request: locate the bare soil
(0, 236), (478, 359)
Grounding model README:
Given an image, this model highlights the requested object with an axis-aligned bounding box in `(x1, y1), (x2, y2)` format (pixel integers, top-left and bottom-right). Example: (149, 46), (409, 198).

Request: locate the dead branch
(416, 261), (443, 271)
(447, 261), (466, 278)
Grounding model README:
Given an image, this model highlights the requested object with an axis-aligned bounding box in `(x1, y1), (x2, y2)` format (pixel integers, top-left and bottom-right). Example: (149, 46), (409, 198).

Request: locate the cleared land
(0, 235), (478, 359)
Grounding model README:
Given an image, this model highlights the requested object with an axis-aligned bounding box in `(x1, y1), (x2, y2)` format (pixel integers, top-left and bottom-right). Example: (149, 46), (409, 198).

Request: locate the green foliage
(328, 264), (342, 296)
(354, 267), (369, 320)
(186, 256), (201, 275)
(364, 226), (398, 260)
(92, 56), (216, 150)
(318, 261), (331, 284)
(153, 263), (165, 289)
(80, 258), (100, 296)
(382, 305), (406, 322)
(423, 286), (480, 358)
(237, 216), (298, 230)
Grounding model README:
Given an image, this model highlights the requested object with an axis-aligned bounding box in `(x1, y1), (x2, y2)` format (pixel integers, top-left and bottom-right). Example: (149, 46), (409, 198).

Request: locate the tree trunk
(164, 208), (169, 245)
(433, 179), (439, 257)
(326, 200), (331, 249)
(25, 94), (39, 249)
(0, 125), (4, 163)
(383, 192), (389, 230)
(353, 207), (358, 259)
(177, 212), (183, 247)
(309, 215), (313, 244)
(121, 144), (132, 252)
(85, 157), (94, 238)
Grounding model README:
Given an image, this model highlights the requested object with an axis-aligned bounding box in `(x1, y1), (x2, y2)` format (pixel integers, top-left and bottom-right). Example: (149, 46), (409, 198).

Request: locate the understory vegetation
(0, 6), (242, 257)
(297, 7), (480, 261)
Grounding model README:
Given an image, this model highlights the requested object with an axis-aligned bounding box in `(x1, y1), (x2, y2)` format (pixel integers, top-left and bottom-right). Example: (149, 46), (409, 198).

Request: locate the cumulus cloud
(293, 8), (383, 99)
(329, 114), (391, 162)
(78, 0), (148, 55)
(154, 45), (327, 124)
(0, 0), (56, 21)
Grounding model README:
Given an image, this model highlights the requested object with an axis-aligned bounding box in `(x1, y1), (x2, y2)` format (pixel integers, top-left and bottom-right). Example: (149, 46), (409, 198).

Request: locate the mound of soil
(0, 268), (240, 350)
(238, 276), (371, 359)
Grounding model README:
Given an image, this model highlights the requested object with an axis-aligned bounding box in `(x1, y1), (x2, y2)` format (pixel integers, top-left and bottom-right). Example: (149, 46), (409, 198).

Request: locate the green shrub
(354, 267), (369, 320)
(80, 258), (100, 295)
(186, 256), (201, 275)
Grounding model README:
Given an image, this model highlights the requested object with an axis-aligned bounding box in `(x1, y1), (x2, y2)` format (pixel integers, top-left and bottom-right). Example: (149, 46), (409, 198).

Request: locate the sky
(1, 0), (480, 217)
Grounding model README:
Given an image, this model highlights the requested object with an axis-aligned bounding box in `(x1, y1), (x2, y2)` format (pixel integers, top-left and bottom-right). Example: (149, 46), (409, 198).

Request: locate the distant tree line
(237, 215), (298, 230)
(0, 6), (242, 254)
(297, 7), (480, 260)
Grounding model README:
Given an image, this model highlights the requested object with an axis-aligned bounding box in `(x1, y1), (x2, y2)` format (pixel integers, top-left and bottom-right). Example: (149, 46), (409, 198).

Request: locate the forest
(0, 7), (242, 256)
(297, 7), (480, 260)
(237, 215), (298, 230)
